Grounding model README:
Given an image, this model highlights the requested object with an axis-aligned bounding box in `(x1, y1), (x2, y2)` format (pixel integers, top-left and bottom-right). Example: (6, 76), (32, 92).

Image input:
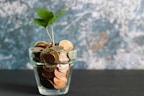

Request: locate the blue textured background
(0, 0), (144, 69)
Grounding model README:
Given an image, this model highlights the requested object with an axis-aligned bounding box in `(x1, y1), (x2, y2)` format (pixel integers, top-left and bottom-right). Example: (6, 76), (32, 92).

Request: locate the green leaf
(48, 7), (66, 24)
(33, 8), (66, 27)
(33, 18), (47, 27)
(37, 9), (54, 21)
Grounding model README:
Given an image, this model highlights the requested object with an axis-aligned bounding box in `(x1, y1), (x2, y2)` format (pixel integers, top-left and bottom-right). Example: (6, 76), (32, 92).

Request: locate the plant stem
(46, 26), (53, 43)
(51, 25), (55, 46)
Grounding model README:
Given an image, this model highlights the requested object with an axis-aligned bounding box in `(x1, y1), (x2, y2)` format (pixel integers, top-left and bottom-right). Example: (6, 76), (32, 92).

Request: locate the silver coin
(68, 50), (77, 60)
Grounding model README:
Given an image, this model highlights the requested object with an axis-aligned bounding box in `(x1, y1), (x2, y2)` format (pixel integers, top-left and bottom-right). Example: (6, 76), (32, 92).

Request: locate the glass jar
(29, 48), (76, 95)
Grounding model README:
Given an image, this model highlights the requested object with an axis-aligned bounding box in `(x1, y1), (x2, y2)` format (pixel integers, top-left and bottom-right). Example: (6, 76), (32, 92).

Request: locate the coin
(32, 47), (44, 62)
(54, 68), (67, 78)
(59, 40), (74, 51)
(53, 77), (67, 89)
(42, 70), (54, 79)
(47, 79), (55, 87)
(51, 46), (64, 52)
(42, 54), (55, 63)
(49, 50), (59, 63)
(40, 48), (59, 64)
(53, 82), (66, 89)
(34, 41), (48, 48)
(53, 77), (67, 85)
(32, 47), (44, 53)
(59, 50), (69, 62)
(57, 64), (69, 73)
(68, 49), (77, 60)
(47, 79), (66, 89)
(43, 65), (56, 72)
(45, 43), (52, 48)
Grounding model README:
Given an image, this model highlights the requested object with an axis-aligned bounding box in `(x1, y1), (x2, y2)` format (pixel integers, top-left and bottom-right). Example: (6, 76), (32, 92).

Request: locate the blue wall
(0, 0), (144, 69)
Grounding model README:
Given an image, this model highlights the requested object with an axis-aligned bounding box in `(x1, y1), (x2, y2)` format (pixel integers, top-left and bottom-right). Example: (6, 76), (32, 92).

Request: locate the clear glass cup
(29, 48), (76, 95)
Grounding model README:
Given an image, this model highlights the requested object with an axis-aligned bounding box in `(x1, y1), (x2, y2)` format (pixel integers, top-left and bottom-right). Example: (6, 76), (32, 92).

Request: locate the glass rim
(30, 58), (75, 64)
(29, 47), (76, 66)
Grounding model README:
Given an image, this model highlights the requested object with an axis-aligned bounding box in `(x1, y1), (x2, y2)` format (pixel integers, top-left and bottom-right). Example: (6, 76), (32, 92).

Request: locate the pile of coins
(32, 40), (76, 89)
(41, 64), (70, 89)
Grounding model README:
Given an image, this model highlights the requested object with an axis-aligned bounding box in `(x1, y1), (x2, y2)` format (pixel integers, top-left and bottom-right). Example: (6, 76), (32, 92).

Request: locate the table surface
(0, 70), (144, 96)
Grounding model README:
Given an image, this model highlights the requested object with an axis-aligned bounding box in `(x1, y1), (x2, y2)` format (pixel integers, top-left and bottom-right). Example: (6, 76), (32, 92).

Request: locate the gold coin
(34, 41), (48, 48)
(45, 43), (52, 48)
(40, 48), (59, 64)
(59, 40), (74, 51)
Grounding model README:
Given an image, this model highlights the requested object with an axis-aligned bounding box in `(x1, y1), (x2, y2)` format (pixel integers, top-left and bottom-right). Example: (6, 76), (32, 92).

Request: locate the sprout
(33, 8), (66, 46)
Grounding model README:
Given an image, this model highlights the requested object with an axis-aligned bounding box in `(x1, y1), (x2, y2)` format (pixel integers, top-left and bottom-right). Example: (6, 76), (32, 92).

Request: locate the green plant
(33, 8), (66, 46)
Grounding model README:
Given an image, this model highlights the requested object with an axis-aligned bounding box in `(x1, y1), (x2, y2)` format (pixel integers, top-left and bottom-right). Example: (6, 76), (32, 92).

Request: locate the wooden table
(0, 70), (144, 96)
